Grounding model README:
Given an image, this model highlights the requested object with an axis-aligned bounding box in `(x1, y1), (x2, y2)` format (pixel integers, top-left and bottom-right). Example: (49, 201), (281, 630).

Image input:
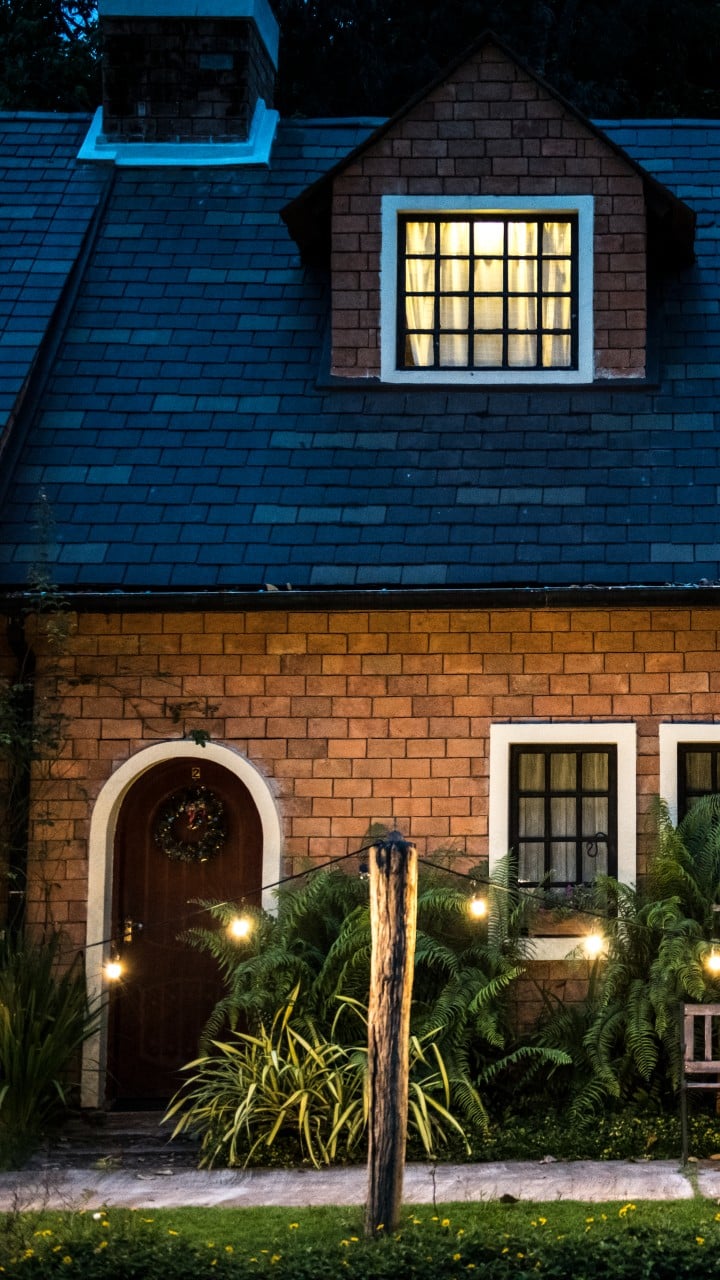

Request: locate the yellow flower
(442, 1218), (451, 1228)
(288, 1223), (299, 1230)
(62, 1257), (73, 1265)
(101, 1221), (110, 1229)
(586, 1217), (594, 1224)
(271, 1254), (281, 1264)
(697, 1237), (705, 1246)
(502, 1247), (509, 1254)
(225, 1245), (234, 1253)
(538, 1217), (547, 1226)
(168, 1229), (179, 1236)
(517, 1252), (525, 1259)
(453, 1253), (462, 1261)
(618, 1203), (636, 1217)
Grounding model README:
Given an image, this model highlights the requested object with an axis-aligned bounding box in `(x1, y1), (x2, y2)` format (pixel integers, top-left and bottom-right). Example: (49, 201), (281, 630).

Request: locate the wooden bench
(680, 1003), (720, 1162)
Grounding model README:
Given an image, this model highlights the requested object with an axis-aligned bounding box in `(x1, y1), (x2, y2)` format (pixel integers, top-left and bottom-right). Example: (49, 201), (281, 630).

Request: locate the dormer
(283, 36), (694, 383)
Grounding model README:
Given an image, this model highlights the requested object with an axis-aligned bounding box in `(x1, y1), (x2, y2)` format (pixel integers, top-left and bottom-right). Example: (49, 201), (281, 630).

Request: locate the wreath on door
(153, 786), (227, 863)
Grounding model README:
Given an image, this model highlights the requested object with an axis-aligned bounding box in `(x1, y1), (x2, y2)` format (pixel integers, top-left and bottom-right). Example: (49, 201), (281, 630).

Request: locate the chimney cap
(99, 0), (279, 68)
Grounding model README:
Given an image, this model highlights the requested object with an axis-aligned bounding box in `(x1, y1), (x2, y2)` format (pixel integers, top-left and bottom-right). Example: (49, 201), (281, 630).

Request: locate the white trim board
(380, 194), (594, 386)
(78, 99), (279, 167)
(488, 721), (636, 961)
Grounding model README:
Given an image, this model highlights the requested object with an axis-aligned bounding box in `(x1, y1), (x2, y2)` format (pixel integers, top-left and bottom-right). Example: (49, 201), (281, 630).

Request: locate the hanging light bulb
(705, 948), (720, 976)
(229, 914), (252, 941)
(583, 932), (605, 959)
(104, 957), (123, 982)
(469, 894), (488, 920)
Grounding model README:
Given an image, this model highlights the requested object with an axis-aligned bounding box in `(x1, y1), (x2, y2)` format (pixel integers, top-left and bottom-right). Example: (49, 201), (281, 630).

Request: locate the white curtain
(404, 221), (435, 367)
(541, 221), (572, 368)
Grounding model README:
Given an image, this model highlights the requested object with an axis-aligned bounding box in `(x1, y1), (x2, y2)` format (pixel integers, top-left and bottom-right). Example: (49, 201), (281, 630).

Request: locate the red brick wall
(330, 41), (646, 379)
(26, 605), (720, 961)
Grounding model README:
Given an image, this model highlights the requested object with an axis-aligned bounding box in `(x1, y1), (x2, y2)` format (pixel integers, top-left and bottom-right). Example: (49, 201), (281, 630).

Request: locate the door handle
(122, 917), (144, 944)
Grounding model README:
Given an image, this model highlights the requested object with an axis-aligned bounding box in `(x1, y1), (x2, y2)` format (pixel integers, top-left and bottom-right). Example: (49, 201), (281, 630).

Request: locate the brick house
(0, 0), (719, 1109)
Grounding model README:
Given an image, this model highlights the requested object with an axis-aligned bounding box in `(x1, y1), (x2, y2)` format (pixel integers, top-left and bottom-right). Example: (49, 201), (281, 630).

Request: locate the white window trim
(659, 723), (720, 826)
(380, 194), (594, 385)
(488, 721), (636, 960)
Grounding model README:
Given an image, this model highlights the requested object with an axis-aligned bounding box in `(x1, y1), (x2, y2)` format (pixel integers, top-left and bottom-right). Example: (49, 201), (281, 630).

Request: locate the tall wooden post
(365, 831), (418, 1237)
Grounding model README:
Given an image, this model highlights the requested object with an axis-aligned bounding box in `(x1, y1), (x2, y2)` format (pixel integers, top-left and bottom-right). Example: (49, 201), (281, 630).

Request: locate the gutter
(1, 583), (720, 614)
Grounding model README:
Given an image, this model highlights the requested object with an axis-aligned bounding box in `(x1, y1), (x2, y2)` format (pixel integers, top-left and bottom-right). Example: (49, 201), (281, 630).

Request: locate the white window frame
(380, 194), (594, 385)
(659, 723), (720, 826)
(489, 722), (636, 959)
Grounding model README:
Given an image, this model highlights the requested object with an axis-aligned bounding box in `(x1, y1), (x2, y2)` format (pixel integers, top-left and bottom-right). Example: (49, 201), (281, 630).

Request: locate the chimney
(98, 0), (278, 144)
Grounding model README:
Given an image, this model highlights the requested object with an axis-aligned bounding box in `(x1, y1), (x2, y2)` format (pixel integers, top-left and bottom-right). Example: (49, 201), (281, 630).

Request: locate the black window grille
(678, 744), (720, 819)
(509, 745), (617, 887)
(398, 213), (578, 372)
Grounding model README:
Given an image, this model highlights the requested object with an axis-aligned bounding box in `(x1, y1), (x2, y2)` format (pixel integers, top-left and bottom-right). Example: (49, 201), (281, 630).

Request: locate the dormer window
(380, 195), (594, 385)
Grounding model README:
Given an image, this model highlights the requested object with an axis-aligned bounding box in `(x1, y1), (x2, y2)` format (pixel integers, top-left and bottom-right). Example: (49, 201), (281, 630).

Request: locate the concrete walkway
(1, 1159), (719, 1211)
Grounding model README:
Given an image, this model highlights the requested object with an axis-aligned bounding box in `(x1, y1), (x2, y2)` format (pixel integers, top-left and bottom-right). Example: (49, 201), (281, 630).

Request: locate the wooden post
(365, 831), (418, 1237)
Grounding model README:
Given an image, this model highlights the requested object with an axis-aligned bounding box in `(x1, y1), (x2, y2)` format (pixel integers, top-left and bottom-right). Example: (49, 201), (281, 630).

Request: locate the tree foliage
(274, 0), (720, 119)
(0, 0), (99, 110)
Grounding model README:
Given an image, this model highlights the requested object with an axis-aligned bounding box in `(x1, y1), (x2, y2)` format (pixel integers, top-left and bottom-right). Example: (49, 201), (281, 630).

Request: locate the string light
(104, 958), (123, 982)
(583, 932), (605, 959)
(469, 895), (488, 920)
(705, 949), (720, 976)
(228, 914), (252, 941)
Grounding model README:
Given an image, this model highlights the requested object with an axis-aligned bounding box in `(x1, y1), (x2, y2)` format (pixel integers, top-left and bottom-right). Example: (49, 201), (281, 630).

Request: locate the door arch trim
(82, 741), (281, 1108)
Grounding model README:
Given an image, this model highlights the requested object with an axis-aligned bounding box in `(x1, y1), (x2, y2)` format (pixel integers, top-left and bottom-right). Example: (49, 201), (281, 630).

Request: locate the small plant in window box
(530, 883), (597, 936)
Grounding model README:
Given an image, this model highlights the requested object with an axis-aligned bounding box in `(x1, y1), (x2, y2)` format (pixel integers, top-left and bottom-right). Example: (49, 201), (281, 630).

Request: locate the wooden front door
(108, 757), (262, 1104)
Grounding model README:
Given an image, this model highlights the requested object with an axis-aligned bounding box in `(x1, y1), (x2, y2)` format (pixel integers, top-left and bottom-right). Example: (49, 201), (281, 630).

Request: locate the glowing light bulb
(229, 915), (252, 940)
(584, 933), (604, 959)
(706, 949), (720, 975)
(105, 959), (123, 981)
(469, 895), (488, 920)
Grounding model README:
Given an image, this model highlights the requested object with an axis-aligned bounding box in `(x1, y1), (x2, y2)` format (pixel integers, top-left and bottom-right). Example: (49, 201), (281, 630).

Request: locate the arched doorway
(107, 755), (262, 1103)
(82, 742), (281, 1110)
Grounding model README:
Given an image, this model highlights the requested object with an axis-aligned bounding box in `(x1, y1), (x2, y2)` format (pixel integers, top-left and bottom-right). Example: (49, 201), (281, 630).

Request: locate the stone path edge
(0, 1160), (715, 1211)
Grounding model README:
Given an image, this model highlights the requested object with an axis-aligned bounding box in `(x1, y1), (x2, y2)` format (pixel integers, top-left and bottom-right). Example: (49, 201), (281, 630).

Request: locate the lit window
(400, 215), (576, 372)
(510, 745), (617, 886)
(659, 725), (720, 825)
(380, 196), (593, 385)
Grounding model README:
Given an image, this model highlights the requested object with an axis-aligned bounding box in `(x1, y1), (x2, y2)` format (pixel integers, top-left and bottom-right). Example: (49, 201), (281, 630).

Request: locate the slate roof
(0, 114), (720, 597)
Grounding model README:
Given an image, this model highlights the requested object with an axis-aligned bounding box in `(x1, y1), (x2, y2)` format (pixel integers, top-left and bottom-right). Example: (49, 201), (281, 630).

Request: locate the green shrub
(165, 986), (470, 1167)
(0, 932), (99, 1166)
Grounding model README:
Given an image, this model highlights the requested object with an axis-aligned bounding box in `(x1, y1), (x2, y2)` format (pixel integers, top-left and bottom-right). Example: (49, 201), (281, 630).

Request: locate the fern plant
(532, 796), (720, 1113)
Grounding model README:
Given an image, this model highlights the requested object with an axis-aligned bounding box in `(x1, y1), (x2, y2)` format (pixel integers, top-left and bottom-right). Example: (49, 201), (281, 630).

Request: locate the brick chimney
(98, 0), (278, 144)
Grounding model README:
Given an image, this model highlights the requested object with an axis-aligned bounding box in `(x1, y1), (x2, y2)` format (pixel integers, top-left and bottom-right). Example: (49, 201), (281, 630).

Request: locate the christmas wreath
(153, 786), (226, 864)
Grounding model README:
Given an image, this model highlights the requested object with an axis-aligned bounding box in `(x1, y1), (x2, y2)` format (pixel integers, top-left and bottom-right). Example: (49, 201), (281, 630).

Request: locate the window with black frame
(510, 745), (617, 887)
(677, 744), (720, 818)
(398, 213), (578, 372)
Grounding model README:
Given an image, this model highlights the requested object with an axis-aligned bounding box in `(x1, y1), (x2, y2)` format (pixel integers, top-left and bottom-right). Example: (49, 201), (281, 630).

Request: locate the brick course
(331, 41), (646, 379)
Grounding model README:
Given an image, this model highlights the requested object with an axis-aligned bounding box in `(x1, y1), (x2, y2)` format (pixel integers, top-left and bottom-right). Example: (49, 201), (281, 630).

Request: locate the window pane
(543, 258), (572, 293)
(405, 295), (434, 330)
(551, 796), (576, 837)
(474, 334), (503, 366)
(440, 296), (468, 330)
(519, 752), (545, 790)
(519, 796), (545, 838)
(519, 842), (544, 883)
(406, 257), (434, 293)
(583, 753), (609, 790)
(685, 751), (713, 792)
(542, 296), (571, 330)
(507, 222), (537, 256)
(550, 843), (575, 882)
(440, 221), (469, 255)
(440, 258), (469, 293)
(542, 333), (571, 367)
(582, 796), (609, 836)
(404, 333), (434, 367)
(439, 333), (468, 366)
(474, 221), (504, 254)
(542, 221), (571, 254)
(508, 334), (537, 366)
(474, 296), (503, 331)
(508, 259), (537, 294)
(508, 297), (537, 331)
(406, 221), (435, 254)
(474, 258), (504, 293)
(550, 753), (576, 789)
